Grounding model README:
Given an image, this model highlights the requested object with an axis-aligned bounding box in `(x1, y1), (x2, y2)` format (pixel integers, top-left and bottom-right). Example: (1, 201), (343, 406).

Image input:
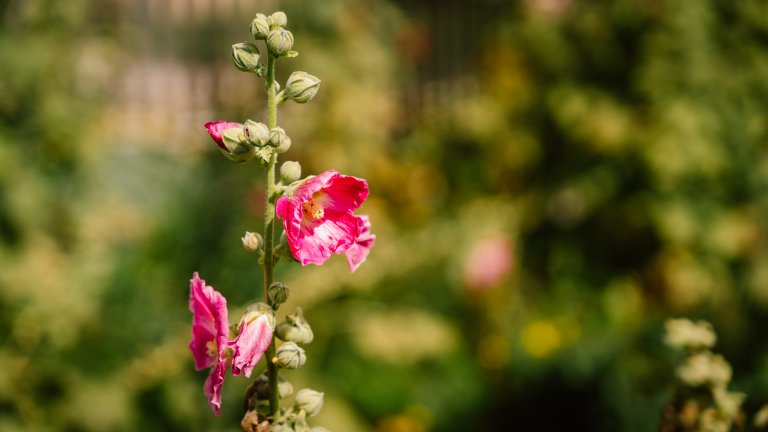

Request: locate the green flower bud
(252, 370), (294, 400)
(242, 231), (263, 252)
(269, 128), (292, 154)
(270, 11), (288, 28)
(285, 71), (321, 104)
(280, 161), (302, 183)
(268, 282), (290, 306)
(250, 13), (270, 40)
(276, 307), (314, 345)
(221, 127), (255, 163)
(274, 342), (306, 369)
(293, 410), (311, 432)
(267, 28), (294, 56)
(232, 42), (260, 72)
(295, 389), (324, 417)
(244, 120), (270, 147)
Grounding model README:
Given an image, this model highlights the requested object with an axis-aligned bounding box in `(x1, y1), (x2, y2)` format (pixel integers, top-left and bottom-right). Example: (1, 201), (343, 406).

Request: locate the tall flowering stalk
(191, 11), (374, 431)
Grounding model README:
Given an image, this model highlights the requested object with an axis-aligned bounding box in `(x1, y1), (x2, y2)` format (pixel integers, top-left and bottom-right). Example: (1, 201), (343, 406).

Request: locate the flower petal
(345, 215), (375, 272)
(189, 273), (229, 371)
(204, 121), (241, 150)
(291, 213), (359, 265)
(231, 314), (274, 378)
(203, 356), (229, 416)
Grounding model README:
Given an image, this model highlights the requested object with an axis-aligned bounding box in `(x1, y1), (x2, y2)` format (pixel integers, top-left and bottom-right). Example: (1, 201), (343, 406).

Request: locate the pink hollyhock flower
(345, 215), (376, 272)
(189, 273), (230, 415)
(204, 120), (241, 150)
(462, 233), (514, 290)
(276, 170), (370, 267)
(231, 303), (274, 378)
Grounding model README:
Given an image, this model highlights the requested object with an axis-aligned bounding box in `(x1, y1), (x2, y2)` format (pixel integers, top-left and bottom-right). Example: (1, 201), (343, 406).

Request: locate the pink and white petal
(203, 357), (229, 416)
(292, 214), (359, 265)
(345, 215), (375, 272)
(231, 315), (273, 378)
(291, 170), (338, 202)
(189, 273), (229, 371)
(204, 121), (241, 149)
(314, 175), (369, 215)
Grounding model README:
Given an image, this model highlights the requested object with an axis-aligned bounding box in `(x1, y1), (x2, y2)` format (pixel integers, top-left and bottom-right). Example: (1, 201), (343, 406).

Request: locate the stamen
(301, 200), (324, 221)
(206, 340), (218, 357)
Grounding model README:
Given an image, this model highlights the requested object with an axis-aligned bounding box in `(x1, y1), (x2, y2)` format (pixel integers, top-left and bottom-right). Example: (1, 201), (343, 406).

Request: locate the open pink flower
(189, 273), (230, 415)
(276, 170), (370, 267)
(345, 215), (376, 272)
(204, 120), (241, 150)
(231, 304), (274, 378)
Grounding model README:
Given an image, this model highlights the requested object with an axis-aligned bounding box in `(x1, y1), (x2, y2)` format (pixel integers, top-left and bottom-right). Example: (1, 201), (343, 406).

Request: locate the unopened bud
(242, 231), (263, 252)
(274, 342), (306, 369)
(271, 130), (292, 154)
(295, 389), (324, 417)
(276, 307), (313, 344)
(252, 371), (294, 400)
(232, 42), (260, 72)
(285, 71), (321, 104)
(280, 161), (302, 183)
(267, 28), (294, 56)
(221, 127), (255, 163)
(268, 282), (290, 306)
(250, 13), (270, 40)
(244, 120), (270, 147)
(293, 410), (310, 432)
(270, 11), (288, 28)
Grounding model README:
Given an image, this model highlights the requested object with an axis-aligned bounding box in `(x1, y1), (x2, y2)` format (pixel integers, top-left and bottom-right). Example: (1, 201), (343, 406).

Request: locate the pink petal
(203, 356), (229, 416)
(231, 314), (274, 378)
(293, 170), (369, 215)
(345, 215), (375, 272)
(189, 273), (229, 371)
(292, 213), (359, 266)
(204, 121), (241, 150)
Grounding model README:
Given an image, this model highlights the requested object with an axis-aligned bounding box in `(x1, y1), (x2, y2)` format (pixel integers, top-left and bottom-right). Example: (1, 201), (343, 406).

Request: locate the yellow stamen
(301, 200), (324, 221)
(206, 340), (218, 357)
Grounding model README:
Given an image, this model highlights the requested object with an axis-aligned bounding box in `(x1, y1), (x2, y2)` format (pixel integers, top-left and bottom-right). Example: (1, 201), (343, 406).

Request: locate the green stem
(263, 53), (280, 421)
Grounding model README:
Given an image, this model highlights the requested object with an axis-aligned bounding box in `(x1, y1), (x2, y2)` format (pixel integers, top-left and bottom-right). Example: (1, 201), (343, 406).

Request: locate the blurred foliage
(2, 0), (768, 431)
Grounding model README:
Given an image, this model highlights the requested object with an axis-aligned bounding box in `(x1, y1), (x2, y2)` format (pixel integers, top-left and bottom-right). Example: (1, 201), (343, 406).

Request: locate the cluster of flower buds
(660, 318), (745, 431)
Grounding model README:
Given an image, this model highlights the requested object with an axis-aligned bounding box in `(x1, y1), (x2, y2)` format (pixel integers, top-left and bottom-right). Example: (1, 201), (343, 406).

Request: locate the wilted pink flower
(204, 120), (241, 150)
(276, 170), (370, 267)
(231, 304), (274, 378)
(189, 273), (230, 415)
(345, 215), (375, 272)
(463, 233), (514, 290)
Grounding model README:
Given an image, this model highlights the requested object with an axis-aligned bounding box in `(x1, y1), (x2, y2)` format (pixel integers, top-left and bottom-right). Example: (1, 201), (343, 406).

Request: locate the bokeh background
(2, 0), (768, 430)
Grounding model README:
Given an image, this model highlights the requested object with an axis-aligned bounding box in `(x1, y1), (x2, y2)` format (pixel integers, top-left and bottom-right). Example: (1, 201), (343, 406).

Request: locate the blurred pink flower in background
(463, 233), (515, 290)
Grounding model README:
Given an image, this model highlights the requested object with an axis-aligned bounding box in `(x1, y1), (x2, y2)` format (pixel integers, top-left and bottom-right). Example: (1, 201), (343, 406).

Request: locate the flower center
(206, 340), (218, 357)
(301, 200), (324, 221)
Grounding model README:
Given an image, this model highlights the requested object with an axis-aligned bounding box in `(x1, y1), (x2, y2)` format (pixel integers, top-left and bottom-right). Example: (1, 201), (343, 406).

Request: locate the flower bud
(242, 231), (263, 253)
(293, 410), (310, 432)
(244, 120), (270, 147)
(232, 42), (260, 72)
(252, 371), (294, 400)
(280, 161), (302, 183)
(267, 28), (294, 56)
(250, 13), (270, 40)
(276, 307), (313, 344)
(285, 71), (321, 104)
(295, 389), (324, 417)
(268, 282), (290, 306)
(274, 342), (306, 369)
(270, 11), (288, 28)
(268, 127), (288, 147)
(221, 127), (255, 163)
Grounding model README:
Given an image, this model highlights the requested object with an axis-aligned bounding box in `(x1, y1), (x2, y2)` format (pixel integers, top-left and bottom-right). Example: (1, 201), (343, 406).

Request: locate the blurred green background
(2, 0), (768, 430)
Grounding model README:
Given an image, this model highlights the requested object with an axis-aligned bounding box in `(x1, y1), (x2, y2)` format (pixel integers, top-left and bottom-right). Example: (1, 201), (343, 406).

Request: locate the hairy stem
(263, 53), (280, 420)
